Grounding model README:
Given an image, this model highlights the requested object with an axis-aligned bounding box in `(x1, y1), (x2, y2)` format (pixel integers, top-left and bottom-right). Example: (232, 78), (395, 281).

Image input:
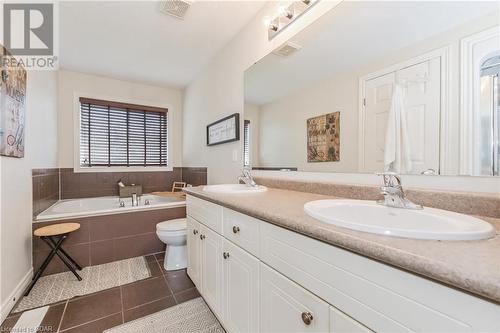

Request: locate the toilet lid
(157, 218), (187, 231)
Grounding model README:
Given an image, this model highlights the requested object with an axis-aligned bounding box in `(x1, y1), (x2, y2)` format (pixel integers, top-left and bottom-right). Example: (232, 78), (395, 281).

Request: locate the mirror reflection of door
(479, 55), (500, 176)
(362, 57), (441, 175)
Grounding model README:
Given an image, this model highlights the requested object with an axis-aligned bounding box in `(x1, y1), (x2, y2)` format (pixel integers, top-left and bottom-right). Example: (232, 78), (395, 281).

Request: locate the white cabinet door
(260, 264), (329, 333)
(222, 240), (260, 333)
(186, 216), (201, 289)
(200, 224), (224, 317)
(330, 307), (373, 333)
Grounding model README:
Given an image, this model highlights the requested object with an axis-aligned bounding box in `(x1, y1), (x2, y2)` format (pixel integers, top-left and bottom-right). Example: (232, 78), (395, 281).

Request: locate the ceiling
(59, 1), (267, 88)
(245, 1), (500, 105)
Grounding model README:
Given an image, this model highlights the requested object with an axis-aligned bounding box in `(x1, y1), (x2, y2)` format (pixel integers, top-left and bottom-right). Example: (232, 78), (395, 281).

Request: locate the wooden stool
(172, 181), (186, 192)
(25, 223), (83, 296)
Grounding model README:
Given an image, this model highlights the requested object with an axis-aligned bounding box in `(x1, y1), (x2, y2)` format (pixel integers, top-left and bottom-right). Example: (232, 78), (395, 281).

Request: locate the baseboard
(0, 268), (33, 323)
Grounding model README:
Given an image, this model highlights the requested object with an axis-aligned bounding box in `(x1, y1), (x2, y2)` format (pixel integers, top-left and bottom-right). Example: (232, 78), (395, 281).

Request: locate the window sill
(74, 165), (173, 173)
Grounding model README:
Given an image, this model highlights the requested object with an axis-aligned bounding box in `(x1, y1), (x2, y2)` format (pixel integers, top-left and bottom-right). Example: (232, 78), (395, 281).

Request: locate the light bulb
(278, 5), (293, 19)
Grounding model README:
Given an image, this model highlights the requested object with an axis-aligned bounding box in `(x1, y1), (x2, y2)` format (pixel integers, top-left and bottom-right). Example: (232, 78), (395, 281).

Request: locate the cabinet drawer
(260, 264), (329, 333)
(223, 208), (260, 256)
(330, 307), (373, 333)
(187, 195), (223, 233)
(260, 222), (498, 332)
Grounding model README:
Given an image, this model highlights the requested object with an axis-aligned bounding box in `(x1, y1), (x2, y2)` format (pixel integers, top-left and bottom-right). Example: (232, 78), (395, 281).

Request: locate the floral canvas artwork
(307, 112), (340, 162)
(0, 46), (27, 158)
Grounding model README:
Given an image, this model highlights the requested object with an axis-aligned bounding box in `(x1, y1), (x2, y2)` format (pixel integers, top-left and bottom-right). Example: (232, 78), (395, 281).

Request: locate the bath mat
(104, 297), (224, 333)
(14, 256), (151, 313)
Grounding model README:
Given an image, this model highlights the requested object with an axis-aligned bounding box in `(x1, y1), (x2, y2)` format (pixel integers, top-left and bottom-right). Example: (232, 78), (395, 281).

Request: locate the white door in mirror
(304, 200), (495, 241)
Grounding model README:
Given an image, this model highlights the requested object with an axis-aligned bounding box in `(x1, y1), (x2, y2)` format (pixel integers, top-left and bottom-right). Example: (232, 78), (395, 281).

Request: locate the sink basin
(304, 199), (495, 241)
(202, 184), (267, 194)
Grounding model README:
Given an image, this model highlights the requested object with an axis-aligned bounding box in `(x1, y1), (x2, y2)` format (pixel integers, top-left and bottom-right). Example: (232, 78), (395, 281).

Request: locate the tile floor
(0, 253), (200, 333)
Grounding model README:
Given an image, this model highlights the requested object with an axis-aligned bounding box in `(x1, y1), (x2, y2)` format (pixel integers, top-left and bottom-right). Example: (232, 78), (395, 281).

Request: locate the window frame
(73, 92), (173, 173)
(243, 119), (251, 167)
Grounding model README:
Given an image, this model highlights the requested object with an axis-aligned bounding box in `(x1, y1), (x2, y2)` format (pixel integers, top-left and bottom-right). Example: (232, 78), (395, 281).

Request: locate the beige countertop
(184, 186), (500, 304)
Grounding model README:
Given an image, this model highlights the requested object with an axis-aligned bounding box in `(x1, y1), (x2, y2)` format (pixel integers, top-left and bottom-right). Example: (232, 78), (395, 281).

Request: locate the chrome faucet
(131, 193), (138, 207)
(376, 172), (422, 210)
(238, 168), (257, 187)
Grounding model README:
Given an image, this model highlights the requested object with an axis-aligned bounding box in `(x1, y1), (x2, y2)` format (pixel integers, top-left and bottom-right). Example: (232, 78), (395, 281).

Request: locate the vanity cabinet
(222, 239), (260, 333)
(186, 195), (500, 333)
(260, 263), (330, 332)
(186, 217), (201, 288)
(199, 223), (223, 316)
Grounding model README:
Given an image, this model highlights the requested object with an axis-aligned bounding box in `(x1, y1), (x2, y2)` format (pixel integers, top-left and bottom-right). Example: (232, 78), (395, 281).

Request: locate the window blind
(243, 120), (250, 167)
(79, 98), (168, 167)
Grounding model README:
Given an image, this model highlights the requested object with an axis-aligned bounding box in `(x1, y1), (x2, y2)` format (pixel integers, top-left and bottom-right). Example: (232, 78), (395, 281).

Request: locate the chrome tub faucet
(376, 172), (422, 210)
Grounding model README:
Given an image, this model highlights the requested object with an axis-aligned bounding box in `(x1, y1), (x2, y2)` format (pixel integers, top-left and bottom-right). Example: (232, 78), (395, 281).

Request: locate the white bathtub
(36, 194), (185, 222)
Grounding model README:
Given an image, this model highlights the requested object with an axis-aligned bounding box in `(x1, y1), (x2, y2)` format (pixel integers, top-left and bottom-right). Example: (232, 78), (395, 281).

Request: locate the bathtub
(36, 194), (185, 222)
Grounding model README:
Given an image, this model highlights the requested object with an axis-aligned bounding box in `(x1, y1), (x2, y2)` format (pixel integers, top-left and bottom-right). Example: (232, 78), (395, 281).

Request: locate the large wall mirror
(244, 1), (500, 177)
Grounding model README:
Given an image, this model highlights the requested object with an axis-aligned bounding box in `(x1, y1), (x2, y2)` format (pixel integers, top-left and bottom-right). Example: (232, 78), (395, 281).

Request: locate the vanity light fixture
(266, 0), (319, 40)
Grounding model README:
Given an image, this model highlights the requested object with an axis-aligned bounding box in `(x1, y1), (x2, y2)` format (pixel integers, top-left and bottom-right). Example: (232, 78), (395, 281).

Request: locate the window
(79, 97), (168, 168)
(243, 120), (251, 166)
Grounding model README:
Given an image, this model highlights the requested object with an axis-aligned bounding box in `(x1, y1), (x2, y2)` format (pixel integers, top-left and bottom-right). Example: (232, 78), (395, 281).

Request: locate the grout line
(119, 286), (124, 324)
(156, 259), (177, 304)
(56, 300), (68, 333)
(58, 311), (122, 332)
(123, 295), (175, 313)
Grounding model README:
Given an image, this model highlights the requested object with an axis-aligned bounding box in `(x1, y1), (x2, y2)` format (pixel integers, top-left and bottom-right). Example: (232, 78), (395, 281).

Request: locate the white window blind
(79, 98), (168, 167)
(243, 120), (250, 166)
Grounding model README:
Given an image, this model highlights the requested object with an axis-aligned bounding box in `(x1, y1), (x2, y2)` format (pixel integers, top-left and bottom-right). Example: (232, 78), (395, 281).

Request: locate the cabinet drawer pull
(223, 252), (230, 259)
(200, 234), (205, 240)
(301, 312), (313, 325)
(232, 226), (240, 234)
(193, 229), (198, 235)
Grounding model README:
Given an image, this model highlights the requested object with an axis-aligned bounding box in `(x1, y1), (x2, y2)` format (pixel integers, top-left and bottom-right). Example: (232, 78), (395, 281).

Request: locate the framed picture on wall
(307, 112), (340, 162)
(206, 113), (240, 146)
(0, 46), (27, 158)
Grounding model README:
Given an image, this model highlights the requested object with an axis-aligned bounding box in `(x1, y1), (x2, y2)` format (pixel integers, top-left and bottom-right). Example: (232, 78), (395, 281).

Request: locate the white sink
(304, 199), (495, 241)
(202, 184), (267, 194)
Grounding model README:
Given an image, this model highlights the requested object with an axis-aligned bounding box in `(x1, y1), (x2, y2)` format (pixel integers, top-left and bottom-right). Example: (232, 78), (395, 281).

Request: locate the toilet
(156, 218), (187, 271)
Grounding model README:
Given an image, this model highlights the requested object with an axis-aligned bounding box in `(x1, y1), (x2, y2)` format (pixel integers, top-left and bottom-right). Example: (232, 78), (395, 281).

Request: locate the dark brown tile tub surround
(181, 167), (208, 186)
(60, 168), (183, 199)
(32, 207), (186, 275)
(32, 169), (60, 217)
(254, 176), (500, 218)
(59, 167), (207, 199)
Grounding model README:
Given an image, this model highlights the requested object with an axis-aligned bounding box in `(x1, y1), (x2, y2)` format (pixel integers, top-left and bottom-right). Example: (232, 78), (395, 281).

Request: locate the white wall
(58, 70), (183, 169)
(182, 1), (343, 184)
(258, 71), (358, 172)
(0, 71), (58, 319)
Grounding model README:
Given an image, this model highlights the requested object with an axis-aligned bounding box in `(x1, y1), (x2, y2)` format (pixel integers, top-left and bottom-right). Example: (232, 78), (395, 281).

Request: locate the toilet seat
(157, 218), (187, 232)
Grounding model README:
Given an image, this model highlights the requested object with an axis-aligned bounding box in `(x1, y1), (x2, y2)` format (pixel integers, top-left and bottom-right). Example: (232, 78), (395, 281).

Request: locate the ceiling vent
(272, 42), (302, 57)
(159, 0), (191, 19)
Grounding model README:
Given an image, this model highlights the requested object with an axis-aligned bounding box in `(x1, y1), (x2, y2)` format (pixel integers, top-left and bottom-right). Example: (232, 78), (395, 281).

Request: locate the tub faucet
(238, 168), (257, 187)
(376, 172), (422, 210)
(131, 193), (138, 207)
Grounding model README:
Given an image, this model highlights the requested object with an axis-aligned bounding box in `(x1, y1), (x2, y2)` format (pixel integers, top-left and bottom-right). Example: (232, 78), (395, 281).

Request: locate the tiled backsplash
(32, 167), (208, 217)
(32, 169), (60, 217)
